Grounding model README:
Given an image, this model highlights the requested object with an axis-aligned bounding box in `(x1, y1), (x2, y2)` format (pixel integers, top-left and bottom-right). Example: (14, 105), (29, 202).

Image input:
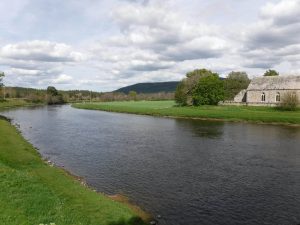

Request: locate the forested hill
(114, 81), (180, 94)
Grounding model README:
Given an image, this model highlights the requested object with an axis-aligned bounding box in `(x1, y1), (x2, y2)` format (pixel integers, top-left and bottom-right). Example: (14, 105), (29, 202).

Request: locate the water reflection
(175, 119), (224, 139)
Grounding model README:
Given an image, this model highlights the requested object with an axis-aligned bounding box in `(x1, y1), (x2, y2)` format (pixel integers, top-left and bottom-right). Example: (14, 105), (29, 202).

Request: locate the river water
(1, 105), (300, 225)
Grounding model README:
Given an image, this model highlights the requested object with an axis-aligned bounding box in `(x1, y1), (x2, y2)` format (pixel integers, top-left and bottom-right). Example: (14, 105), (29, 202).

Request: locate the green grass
(0, 118), (145, 225)
(0, 98), (42, 110)
(73, 100), (300, 125)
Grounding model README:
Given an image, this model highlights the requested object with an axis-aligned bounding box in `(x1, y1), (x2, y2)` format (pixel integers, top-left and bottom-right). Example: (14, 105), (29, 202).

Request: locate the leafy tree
(46, 86), (64, 105)
(192, 74), (224, 105)
(224, 71), (250, 100)
(175, 80), (188, 106)
(47, 86), (58, 96)
(264, 69), (279, 76)
(175, 68), (222, 106)
(128, 91), (137, 101)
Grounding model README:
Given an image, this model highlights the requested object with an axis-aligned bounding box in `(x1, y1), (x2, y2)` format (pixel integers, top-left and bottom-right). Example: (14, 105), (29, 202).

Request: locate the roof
(247, 75), (300, 91)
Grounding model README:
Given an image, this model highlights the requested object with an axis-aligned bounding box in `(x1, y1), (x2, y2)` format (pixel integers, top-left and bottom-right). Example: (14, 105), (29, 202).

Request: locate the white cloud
(241, 0), (300, 69)
(1, 0), (300, 91)
(0, 40), (85, 62)
(52, 74), (73, 84)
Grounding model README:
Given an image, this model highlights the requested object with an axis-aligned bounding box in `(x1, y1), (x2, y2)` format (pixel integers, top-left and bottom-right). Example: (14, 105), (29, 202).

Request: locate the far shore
(72, 100), (300, 126)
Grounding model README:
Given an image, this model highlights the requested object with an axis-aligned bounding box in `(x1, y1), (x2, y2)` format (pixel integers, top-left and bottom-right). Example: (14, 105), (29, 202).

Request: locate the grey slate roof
(247, 75), (300, 91)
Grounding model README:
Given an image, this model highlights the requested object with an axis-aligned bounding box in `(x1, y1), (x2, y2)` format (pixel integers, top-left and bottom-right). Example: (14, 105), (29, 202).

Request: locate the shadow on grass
(109, 216), (147, 225)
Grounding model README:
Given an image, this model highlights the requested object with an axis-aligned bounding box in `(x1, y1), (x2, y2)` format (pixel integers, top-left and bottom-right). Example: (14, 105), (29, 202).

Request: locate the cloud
(0, 40), (86, 87)
(1, 0), (300, 91)
(88, 0), (229, 84)
(0, 40), (85, 62)
(241, 0), (300, 69)
(52, 74), (73, 84)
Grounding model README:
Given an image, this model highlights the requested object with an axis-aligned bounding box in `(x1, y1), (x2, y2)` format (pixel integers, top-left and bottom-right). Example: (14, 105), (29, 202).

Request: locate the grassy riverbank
(73, 101), (300, 125)
(0, 117), (146, 225)
(0, 98), (43, 110)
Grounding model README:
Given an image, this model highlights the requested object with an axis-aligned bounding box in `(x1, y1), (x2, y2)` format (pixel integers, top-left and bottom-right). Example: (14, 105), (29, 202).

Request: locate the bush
(279, 92), (299, 111)
(192, 74), (224, 106)
(175, 81), (188, 106)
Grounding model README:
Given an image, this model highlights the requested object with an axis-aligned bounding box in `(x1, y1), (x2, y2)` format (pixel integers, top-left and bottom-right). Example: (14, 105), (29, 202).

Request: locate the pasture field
(73, 101), (300, 125)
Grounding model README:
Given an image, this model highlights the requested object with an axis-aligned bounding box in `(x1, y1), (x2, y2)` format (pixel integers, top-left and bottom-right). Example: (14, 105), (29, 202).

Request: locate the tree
(47, 86), (58, 96)
(224, 71), (250, 100)
(175, 80), (188, 106)
(0, 72), (4, 100)
(264, 69), (279, 76)
(175, 68), (222, 106)
(46, 86), (64, 105)
(128, 91), (137, 101)
(192, 74), (224, 105)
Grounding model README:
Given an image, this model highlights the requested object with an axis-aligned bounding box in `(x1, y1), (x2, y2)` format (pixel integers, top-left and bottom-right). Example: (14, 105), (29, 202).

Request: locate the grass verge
(0, 117), (146, 225)
(73, 101), (300, 125)
(0, 98), (43, 110)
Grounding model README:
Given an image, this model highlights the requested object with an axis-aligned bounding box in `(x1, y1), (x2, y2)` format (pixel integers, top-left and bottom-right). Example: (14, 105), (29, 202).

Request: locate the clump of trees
(224, 71), (250, 100)
(264, 69), (279, 76)
(175, 69), (224, 106)
(46, 86), (64, 105)
(175, 69), (251, 106)
(279, 92), (299, 111)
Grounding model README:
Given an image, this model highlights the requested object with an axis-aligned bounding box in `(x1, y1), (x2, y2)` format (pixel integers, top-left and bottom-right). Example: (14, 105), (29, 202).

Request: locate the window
(276, 92), (280, 102)
(261, 92), (266, 102)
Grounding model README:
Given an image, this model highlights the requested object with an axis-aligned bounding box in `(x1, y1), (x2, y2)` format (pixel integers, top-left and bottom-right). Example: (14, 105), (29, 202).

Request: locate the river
(1, 105), (300, 225)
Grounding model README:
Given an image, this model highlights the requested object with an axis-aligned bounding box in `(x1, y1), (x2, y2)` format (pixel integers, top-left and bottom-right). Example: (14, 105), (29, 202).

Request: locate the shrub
(192, 74), (224, 106)
(175, 81), (188, 106)
(279, 92), (299, 111)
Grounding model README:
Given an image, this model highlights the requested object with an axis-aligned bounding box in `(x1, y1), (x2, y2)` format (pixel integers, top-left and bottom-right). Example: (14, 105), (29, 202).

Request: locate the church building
(233, 75), (300, 106)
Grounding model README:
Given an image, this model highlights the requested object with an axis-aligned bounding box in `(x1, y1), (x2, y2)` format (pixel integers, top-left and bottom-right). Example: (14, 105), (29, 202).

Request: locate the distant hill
(114, 81), (179, 94)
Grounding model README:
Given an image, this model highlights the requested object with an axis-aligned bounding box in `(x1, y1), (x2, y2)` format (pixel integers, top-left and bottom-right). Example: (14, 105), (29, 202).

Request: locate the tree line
(175, 68), (280, 106)
(0, 72), (173, 103)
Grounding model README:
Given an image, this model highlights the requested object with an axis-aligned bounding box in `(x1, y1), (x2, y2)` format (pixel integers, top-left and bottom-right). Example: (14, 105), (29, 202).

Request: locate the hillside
(114, 81), (179, 94)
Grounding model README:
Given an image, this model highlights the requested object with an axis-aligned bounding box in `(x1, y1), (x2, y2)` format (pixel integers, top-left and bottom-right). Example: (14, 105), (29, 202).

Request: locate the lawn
(0, 118), (146, 225)
(73, 100), (300, 125)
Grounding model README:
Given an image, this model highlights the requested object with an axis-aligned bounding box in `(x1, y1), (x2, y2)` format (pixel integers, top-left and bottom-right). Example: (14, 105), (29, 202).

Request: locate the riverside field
(73, 101), (300, 125)
(0, 101), (146, 225)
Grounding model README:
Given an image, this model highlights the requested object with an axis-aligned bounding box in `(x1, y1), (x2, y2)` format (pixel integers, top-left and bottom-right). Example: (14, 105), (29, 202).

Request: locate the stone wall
(234, 89), (247, 102)
(247, 90), (300, 105)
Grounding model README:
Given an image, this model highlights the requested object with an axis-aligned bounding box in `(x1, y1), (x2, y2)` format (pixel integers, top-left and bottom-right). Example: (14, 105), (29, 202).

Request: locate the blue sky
(1, 0), (300, 91)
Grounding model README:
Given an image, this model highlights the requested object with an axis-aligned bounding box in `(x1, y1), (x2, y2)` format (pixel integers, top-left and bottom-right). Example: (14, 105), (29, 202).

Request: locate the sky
(0, 0), (300, 91)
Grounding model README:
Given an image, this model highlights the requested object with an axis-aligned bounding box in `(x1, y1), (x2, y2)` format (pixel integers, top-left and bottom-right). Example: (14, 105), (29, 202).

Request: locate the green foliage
(175, 68), (224, 106)
(279, 92), (299, 111)
(47, 86), (58, 96)
(264, 69), (279, 76)
(186, 68), (218, 78)
(128, 91), (137, 101)
(224, 71), (250, 100)
(175, 81), (188, 106)
(192, 74), (224, 106)
(46, 86), (64, 105)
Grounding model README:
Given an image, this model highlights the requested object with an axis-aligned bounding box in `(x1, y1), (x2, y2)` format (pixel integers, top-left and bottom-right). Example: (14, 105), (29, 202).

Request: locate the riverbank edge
(72, 103), (300, 127)
(0, 113), (151, 224)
